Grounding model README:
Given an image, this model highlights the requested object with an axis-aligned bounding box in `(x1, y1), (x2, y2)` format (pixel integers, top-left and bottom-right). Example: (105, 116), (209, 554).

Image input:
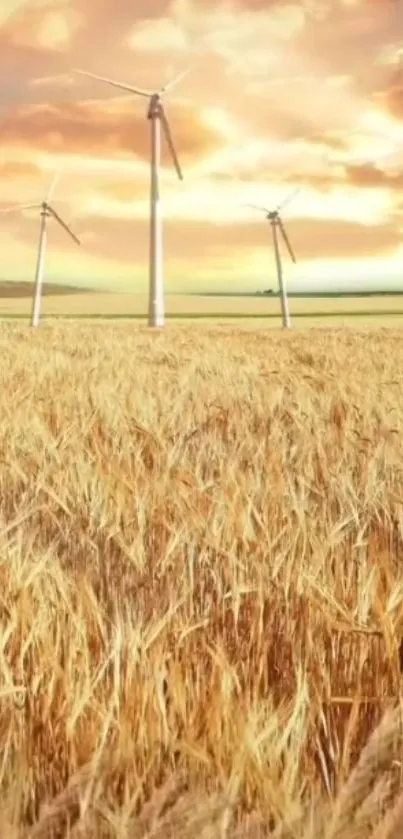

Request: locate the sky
(1, 0), (403, 293)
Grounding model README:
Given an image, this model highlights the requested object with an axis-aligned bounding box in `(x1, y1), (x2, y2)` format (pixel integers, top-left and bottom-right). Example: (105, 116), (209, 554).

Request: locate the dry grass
(1, 322), (403, 837)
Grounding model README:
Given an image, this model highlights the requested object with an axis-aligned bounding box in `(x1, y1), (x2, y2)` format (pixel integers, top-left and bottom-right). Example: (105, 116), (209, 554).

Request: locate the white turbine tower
(0, 173), (80, 327)
(73, 66), (189, 328)
(245, 189), (300, 329)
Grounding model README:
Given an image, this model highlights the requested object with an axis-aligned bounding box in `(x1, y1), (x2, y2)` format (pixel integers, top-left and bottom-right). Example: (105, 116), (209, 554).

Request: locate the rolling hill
(0, 281), (89, 298)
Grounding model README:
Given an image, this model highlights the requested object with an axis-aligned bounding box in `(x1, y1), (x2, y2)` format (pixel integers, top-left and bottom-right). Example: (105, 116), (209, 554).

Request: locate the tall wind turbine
(0, 174), (80, 327)
(73, 66), (189, 328)
(245, 189), (299, 329)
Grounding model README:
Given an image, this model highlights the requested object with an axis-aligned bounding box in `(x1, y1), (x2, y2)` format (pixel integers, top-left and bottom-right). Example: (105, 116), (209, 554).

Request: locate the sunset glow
(1, 0), (403, 292)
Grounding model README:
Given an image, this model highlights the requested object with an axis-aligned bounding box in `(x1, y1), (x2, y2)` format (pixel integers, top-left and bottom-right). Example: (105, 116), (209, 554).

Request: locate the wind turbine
(73, 66), (189, 328)
(245, 188), (299, 329)
(0, 173), (80, 327)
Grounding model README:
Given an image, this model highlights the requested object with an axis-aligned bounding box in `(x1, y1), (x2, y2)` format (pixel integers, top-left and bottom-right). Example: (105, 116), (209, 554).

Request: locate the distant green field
(1, 292), (403, 327)
(1, 308), (403, 319)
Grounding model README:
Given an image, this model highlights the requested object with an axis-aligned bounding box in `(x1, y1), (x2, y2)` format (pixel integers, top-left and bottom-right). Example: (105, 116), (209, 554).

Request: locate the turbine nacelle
(40, 200), (51, 216)
(147, 93), (163, 120)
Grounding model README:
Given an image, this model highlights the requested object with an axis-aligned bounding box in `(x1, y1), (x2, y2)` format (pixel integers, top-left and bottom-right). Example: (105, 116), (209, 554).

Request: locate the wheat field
(1, 322), (403, 838)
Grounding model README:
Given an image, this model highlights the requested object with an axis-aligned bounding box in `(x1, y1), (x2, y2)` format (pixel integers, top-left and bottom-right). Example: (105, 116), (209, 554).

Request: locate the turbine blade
(159, 66), (191, 94)
(160, 108), (183, 180)
(73, 69), (152, 97)
(0, 203), (39, 214)
(276, 187), (300, 214)
(46, 171), (62, 202)
(48, 205), (80, 245)
(278, 218), (296, 263)
(243, 203), (270, 213)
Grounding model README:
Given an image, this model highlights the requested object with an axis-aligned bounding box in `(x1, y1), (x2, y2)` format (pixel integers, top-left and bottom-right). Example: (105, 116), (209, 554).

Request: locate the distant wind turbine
(73, 66), (190, 328)
(245, 188), (300, 329)
(0, 173), (80, 327)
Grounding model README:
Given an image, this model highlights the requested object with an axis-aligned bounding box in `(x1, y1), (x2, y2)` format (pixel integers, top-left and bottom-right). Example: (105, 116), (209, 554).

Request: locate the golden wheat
(0, 322), (403, 837)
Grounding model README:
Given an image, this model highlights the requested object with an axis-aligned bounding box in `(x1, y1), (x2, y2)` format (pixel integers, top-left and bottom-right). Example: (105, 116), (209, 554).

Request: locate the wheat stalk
(324, 705), (403, 839)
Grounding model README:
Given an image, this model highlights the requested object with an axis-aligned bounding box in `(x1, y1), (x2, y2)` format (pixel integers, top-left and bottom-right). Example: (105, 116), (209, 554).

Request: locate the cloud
(288, 215), (400, 259)
(282, 158), (403, 194)
(1, 204), (400, 290)
(213, 0), (403, 151)
(0, 99), (223, 165)
(0, 1), (181, 112)
(345, 162), (403, 190)
(229, 140), (403, 195)
(1, 0), (400, 147)
(0, 1), (81, 60)
(379, 80), (403, 121)
(0, 160), (41, 181)
(1, 0), (403, 291)
(98, 179), (150, 203)
(0, 3), (70, 112)
(29, 73), (78, 89)
(305, 129), (351, 152)
(65, 213), (402, 264)
(71, 0), (175, 58)
(127, 18), (188, 53)
(11, 8), (81, 52)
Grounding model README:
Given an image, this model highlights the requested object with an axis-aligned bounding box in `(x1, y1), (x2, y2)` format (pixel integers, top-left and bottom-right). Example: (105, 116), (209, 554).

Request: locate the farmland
(2, 290), (403, 327)
(1, 323), (403, 837)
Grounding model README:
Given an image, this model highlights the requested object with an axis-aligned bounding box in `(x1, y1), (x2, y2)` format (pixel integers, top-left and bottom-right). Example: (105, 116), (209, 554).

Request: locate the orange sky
(1, 0), (403, 293)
